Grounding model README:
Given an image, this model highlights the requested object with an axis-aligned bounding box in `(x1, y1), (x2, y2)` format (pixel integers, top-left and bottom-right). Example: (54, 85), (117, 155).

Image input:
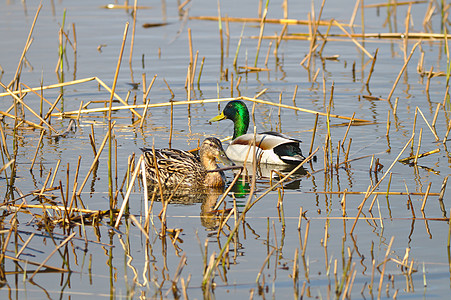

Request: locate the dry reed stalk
(387, 40), (421, 101)
(29, 130), (45, 171)
(350, 135), (414, 234)
(292, 247), (299, 292)
(187, 64), (192, 101)
(8, 4), (42, 89)
(0, 160), (14, 178)
(17, 82), (61, 114)
(256, 247), (276, 284)
(29, 232), (76, 280)
(297, 207), (303, 231)
(420, 182), (432, 211)
(230, 72), (234, 97)
(190, 15), (348, 26)
(366, 1), (427, 8)
(0, 77), (96, 97)
(404, 181), (416, 218)
(16, 233), (36, 258)
(169, 101), (174, 146)
(403, 5), (412, 62)
(399, 148), (440, 163)
(143, 74), (157, 104)
(109, 22), (128, 201)
(142, 73), (147, 101)
(247, 149), (318, 213)
(235, 76), (242, 92)
(241, 97), (370, 122)
(318, 20), (333, 57)
(368, 194), (378, 213)
(0, 111), (44, 130)
(306, 0), (326, 69)
(365, 48), (379, 85)
(0, 81), (58, 133)
(139, 97), (152, 128)
(426, 66), (433, 94)
(109, 22), (129, 118)
(333, 20), (373, 59)
(54, 96), (370, 122)
(416, 107), (440, 141)
(340, 190), (348, 217)
(377, 236), (395, 299)
(443, 120), (451, 144)
(188, 28), (193, 67)
(96, 77), (141, 118)
(386, 111), (390, 137)
(129, 214), (149, 239)
(342, 113), (355, 146)
(349, 0), (360, 26)
(192, 50), (199, 87)
(254, 0), (269, 67)
(197, 56), (205, 86)
(300, 219), (311, 258)
(129, 0), (138, 67)
(114, 155), (144, 228)
(431, 103), (440, 131)
(77, 122), (115, 195)
(414, 128), (423, 164)
(264, 41), (272, 66)
(342, 262), (356, 299)
(5, 254), (68, 273)
(163, 78), (175, 98)
(274, 24), (287, 56)
(43, 94), (63, 120)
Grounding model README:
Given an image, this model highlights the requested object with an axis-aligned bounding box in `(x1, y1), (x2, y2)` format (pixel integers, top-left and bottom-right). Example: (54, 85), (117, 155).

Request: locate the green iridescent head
(209, 100), (250, 139)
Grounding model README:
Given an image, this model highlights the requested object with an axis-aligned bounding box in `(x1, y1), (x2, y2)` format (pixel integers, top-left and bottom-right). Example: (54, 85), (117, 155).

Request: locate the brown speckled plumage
(141, 137), (231, 188)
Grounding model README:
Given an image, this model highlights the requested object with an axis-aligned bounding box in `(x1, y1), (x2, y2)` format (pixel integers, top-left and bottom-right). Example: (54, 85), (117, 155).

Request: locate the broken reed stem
(350, 135), (414, 235)
(387, 40), (421, 102)
(114, 155), (144, 228)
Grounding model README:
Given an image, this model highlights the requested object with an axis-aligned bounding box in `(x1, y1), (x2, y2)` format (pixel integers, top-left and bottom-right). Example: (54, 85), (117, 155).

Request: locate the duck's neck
(232, 109), (249, 139)
(199, 155), (224, 187)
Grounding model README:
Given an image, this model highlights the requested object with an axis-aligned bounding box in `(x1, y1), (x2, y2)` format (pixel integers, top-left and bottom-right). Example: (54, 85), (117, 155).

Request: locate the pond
(0, 0), (450, 299)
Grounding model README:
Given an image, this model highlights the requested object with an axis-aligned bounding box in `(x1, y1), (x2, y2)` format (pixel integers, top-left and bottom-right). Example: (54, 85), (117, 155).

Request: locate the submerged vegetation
(0, 0), (450, 298)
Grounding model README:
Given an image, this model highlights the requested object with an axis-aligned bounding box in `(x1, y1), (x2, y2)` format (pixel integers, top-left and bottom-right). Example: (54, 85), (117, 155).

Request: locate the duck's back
(141, 148), (207, 187)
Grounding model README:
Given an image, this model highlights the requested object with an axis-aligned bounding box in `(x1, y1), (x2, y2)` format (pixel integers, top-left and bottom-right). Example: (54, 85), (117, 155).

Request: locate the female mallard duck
(209, 100), (305, 165)
(141, 137), (233, 188)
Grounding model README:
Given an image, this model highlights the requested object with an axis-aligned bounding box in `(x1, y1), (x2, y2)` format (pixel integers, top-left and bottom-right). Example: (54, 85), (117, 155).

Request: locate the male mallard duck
(209, 100), (305, 165)
(141, 137), (233, 188)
